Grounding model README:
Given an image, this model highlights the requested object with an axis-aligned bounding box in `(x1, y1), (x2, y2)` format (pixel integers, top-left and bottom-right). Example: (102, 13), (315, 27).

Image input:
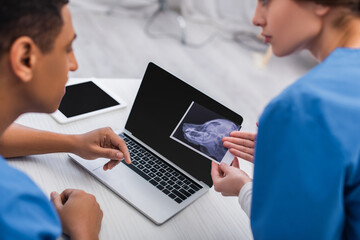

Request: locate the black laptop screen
(125, 63), (243, 187)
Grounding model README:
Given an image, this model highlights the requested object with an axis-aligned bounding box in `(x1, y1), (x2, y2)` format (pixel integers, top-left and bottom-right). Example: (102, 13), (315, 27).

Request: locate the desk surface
(10, 78), (253, 240)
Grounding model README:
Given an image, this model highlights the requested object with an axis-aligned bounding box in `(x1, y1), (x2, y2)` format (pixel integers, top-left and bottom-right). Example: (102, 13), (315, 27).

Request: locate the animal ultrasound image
(171, 102), (240, 162)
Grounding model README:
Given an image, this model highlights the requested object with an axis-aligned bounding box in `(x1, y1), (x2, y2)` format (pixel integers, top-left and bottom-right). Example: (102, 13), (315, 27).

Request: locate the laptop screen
(125, 63), (243, 187)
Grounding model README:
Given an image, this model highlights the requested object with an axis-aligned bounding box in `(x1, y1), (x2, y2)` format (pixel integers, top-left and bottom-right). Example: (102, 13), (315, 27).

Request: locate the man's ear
(314, 4), (330, 17)
(9, 36), (38, 83)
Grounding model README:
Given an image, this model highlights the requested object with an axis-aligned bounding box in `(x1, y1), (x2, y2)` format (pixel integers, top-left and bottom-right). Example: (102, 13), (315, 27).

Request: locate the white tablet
(51, 78), (127, 124)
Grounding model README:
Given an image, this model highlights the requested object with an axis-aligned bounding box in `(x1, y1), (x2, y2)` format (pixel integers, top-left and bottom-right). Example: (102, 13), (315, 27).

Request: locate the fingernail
(50, 191), (58, 199)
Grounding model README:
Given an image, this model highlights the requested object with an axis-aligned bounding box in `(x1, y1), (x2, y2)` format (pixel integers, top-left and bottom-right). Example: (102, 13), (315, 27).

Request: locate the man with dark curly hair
(0, 1), (130, 239)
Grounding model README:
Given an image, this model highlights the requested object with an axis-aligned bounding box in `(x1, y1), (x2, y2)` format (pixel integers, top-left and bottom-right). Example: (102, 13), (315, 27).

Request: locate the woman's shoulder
(268, 48), (360, 111)
(260, 47), (360, 140)
(304, 48), (360, 82)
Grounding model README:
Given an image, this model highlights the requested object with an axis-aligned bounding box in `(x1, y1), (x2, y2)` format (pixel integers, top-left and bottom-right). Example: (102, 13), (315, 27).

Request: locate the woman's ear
(314, 4), (330, 17)
(9, 36), (38, 83)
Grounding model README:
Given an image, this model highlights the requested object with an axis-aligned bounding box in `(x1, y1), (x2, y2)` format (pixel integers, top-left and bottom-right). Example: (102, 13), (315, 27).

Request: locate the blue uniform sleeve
(0, 158), (62, 240)
(250, 93), (345, 239)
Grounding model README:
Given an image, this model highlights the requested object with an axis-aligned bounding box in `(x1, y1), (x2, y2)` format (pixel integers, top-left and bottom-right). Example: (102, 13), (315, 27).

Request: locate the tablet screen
(59, 81), (120, 118)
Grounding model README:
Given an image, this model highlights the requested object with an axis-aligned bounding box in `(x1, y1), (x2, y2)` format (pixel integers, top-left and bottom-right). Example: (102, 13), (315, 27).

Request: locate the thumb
(219, 162), (232, 175)
(50, 191), (63, 210)
(98, 147), (124, 160)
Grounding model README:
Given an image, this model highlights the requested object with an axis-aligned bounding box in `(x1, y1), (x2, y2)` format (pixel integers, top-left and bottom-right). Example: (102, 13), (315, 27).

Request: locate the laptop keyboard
(120, 133), (203, 204)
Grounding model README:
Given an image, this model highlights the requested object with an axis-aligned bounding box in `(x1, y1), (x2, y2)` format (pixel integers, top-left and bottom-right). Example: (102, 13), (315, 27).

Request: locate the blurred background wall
(67, 0), (317, 132)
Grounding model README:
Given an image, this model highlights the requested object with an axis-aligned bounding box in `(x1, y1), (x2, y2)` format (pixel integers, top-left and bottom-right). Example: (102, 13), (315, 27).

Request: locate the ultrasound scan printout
(171, 102), (240, 163)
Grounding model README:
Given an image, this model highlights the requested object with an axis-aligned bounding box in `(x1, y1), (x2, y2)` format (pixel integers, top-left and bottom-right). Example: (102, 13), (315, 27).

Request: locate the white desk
(9, 78), (253, 240)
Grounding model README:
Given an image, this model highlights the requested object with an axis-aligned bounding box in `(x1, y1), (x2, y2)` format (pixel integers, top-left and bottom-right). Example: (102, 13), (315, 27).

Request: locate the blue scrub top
(251, 48), (360, 239)
(0, 156), (61, 239)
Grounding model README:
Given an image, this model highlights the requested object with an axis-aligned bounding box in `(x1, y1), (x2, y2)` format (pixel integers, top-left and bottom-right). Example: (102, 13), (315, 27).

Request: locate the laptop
(70, 63), (243, 225)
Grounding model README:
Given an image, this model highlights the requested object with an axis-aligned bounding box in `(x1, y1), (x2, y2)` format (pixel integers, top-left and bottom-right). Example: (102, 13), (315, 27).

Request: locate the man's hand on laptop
(71, 127), (131, 170)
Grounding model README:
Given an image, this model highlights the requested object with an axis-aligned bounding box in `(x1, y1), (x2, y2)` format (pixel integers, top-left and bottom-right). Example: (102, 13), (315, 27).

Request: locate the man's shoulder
(0, 157), (61, 240)
(0, 157), (42, 195)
